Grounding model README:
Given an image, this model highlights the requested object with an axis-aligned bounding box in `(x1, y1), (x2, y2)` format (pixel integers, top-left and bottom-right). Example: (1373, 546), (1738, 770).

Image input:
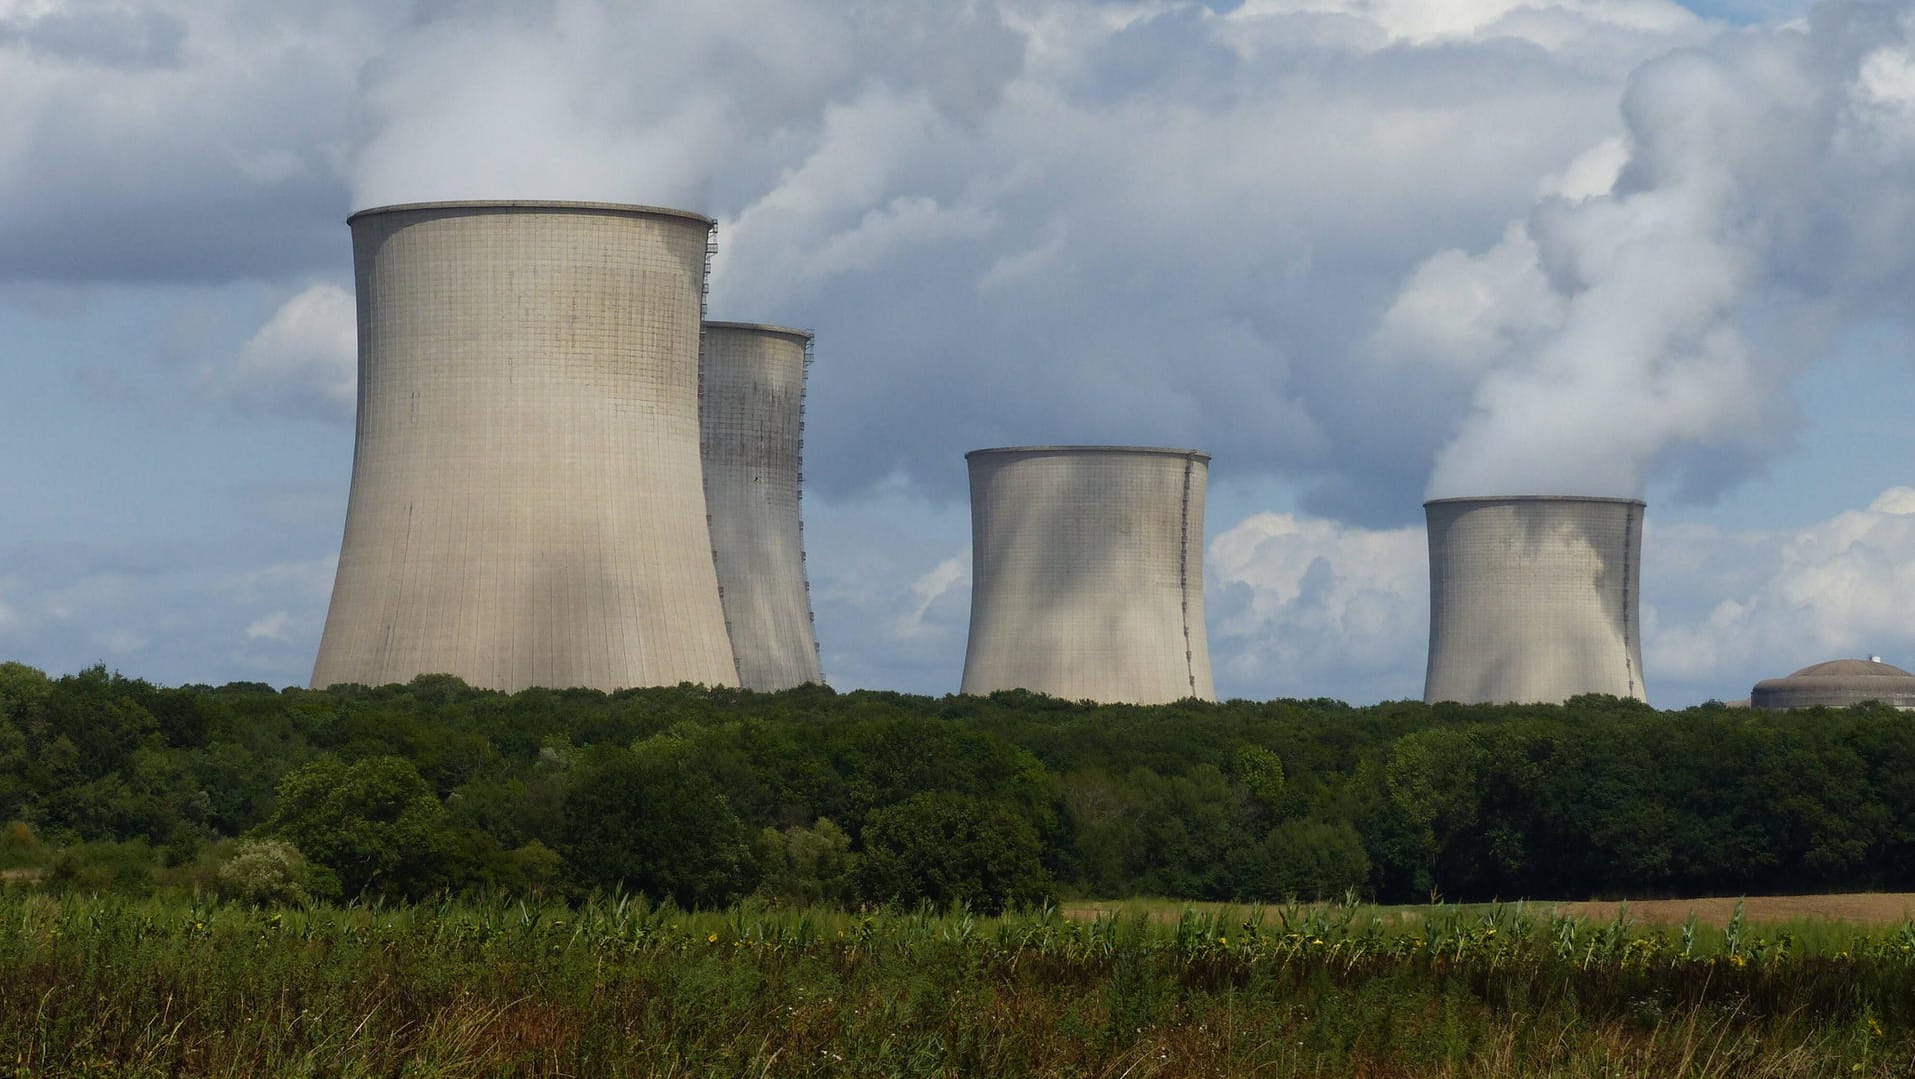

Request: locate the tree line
(2, 660), (1912, 909)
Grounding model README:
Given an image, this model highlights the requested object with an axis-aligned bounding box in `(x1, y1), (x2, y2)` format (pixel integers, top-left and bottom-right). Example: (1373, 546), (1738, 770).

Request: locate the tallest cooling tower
(311, 201), (738, 692)
(1422, 496), (1646, 705)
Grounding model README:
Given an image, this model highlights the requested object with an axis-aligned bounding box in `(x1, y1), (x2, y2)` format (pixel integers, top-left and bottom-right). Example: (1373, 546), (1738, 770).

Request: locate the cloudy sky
(5, 0), (1915, 706)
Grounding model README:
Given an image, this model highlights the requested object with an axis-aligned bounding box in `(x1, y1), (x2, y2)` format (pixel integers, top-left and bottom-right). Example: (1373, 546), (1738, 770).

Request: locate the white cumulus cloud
(215, 283), (355, 422)
(1649, 487), (1915, 695)
(1208, 511), (1428, 700)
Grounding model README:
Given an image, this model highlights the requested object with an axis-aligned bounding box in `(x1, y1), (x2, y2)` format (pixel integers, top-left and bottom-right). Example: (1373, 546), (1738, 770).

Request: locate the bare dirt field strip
(1066, 893), (1915, 926)
(1548, 893), (1915, 925)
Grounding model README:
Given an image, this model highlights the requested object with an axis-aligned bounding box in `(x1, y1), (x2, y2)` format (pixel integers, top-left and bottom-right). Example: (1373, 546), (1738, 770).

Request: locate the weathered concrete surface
(1423, 496), (1645, 705)
(313, 201), (738, 692)
(961, 446), (1213, 704)
(700, 322), (823, 691)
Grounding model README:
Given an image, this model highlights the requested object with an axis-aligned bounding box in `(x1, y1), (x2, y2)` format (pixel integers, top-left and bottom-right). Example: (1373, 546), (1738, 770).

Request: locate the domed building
(1750, 658), (1915, 710)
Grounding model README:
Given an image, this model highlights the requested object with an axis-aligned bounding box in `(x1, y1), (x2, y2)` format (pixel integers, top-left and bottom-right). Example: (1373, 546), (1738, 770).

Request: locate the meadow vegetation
(2, 892), (1913, 1076)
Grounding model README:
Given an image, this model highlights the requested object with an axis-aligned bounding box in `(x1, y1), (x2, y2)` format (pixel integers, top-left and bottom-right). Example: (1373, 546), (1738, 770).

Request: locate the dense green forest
(2, 660), (1912, 909)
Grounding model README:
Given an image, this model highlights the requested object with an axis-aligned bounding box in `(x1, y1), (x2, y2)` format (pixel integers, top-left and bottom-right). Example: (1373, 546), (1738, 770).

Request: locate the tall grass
(0, 893), (1910, 1076)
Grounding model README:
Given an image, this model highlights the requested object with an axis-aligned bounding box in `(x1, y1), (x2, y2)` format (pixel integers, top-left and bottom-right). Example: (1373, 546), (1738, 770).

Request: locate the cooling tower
(699, 321), (824, 691)
(311, 200), (738, 692)
(959, 446), (1214, 704)
(1422, 496), (1645, 705)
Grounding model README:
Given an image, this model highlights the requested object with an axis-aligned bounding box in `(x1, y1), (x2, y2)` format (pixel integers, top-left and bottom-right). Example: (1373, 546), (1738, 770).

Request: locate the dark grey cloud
(0, 189), (343, 283)
(706, 4), (1680, 518)
(0, 2), (378, 282)
(4, 0), (1714, 520)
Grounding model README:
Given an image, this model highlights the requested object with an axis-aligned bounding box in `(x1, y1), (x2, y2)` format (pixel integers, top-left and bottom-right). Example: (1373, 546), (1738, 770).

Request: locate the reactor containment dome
(312, 200), (739, 693)
(959, 446), (1214, 705)
(1423, 495), (1646, 706)
(699, 321), (824, 691)
(1751, 659), (1915, 710)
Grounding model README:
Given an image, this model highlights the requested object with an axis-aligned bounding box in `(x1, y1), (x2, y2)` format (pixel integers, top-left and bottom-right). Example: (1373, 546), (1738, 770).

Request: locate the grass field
(3, 892), (1915, 1076)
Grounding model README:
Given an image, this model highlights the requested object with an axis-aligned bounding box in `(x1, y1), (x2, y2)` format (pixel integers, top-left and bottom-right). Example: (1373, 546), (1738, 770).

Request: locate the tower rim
(1424, 495), (1646, 509)
(703, 321), (814, 342)
(966, 445), (1210, 462)
(347, 200), (715, 227)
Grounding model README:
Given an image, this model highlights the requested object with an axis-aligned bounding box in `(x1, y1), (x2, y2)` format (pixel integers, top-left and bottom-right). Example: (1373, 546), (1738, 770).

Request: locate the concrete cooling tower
(699, 322), (824, 691)
(959, 446), (1214, 705)
(312, 200), (738, 693)
(1422, 496), (1646, 705)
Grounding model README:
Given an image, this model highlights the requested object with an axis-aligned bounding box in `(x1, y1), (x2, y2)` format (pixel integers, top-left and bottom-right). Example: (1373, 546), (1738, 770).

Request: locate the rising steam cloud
(346, 2), (1021, 213)
(336, 0), (1915, 515)
(335, 0), (1711, 511)
(1389, 2), (1915, 499)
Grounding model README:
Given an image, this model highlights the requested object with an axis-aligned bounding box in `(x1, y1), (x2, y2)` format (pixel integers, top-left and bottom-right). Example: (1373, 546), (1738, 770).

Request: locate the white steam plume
(346, 0), (1021, 212)
(1385, 2), (1915, 500)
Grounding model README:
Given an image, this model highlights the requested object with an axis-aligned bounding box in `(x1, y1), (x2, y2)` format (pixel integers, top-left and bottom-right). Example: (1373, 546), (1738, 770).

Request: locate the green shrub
(755, 818), (857, 906)
(495, 840), (567, 897)
(217, 838), (312, 906)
